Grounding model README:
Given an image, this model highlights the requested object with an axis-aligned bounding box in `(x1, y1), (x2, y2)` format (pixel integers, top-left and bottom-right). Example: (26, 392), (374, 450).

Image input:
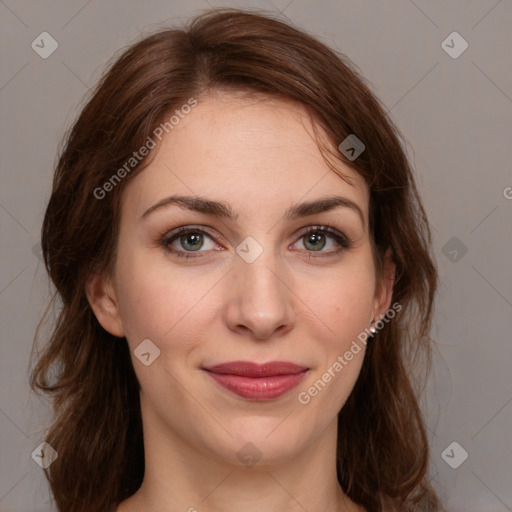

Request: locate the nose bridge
(223, 237), (295, 339)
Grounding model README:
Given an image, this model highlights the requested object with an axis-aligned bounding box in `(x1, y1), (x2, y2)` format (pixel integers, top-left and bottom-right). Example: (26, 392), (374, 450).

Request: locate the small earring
(369, 319), (377, 335)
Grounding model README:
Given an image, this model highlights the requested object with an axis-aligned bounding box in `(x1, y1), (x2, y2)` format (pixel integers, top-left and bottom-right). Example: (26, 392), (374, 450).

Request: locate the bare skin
(87, 90), (394, 512)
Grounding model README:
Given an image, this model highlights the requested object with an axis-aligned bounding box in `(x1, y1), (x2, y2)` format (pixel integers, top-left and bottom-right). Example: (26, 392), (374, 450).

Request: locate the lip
(203, 361), (309, 400)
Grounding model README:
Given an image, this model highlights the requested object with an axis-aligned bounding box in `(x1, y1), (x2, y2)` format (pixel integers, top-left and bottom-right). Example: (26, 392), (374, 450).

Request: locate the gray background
(1, 1), (511, 511)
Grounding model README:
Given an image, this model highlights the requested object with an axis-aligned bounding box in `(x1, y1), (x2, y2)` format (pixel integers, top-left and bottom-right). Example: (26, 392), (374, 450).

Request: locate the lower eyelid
(165, 230), (219, 252)
(294, 227), (352, 249)
(162, 226), (352, 255)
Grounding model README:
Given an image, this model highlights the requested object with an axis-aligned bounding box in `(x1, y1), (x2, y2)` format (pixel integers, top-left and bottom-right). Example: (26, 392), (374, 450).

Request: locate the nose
(223, 248), (295, 341)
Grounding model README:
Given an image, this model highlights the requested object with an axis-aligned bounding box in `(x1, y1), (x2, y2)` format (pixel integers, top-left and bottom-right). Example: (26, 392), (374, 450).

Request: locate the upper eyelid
(162, 224), (349, 248)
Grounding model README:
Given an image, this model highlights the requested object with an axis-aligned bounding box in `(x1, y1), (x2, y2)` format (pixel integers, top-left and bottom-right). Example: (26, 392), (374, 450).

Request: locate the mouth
(202, 361), (309, 400)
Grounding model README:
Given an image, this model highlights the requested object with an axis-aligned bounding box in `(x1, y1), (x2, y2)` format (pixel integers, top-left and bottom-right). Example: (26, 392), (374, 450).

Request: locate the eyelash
(159, 225), (353, 260)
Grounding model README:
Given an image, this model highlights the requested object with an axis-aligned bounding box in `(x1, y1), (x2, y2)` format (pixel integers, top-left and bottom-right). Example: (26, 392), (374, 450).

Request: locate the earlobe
(84, 272), (126, 338)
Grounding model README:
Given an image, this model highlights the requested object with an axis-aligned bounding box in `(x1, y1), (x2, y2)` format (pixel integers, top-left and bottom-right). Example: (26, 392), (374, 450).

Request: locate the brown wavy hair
(30, 8), (441, 512)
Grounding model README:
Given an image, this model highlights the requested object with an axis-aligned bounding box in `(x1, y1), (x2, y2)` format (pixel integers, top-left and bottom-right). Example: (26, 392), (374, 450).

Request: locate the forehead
(121, 91), (369, 224)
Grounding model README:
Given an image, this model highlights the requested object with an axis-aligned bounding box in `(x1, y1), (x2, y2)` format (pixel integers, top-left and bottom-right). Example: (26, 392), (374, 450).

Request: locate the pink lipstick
(203, 361), (308, 400)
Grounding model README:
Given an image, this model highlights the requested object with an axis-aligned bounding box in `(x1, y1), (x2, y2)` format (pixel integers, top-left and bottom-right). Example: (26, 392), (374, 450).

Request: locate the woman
(30, 8), (442, 512)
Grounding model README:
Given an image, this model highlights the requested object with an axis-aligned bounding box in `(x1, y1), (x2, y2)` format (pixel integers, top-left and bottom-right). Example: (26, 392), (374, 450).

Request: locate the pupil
(181, 233), (202, 251)
(305, 232), (325, 251)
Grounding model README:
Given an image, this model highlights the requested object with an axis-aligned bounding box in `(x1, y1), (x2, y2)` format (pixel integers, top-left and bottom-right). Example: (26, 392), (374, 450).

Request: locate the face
(89, 91), (393, 468)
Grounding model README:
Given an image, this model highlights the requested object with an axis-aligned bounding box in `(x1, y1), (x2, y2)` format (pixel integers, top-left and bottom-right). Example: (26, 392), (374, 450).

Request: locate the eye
(292, 225), (353, 256)
(160, 224), (353, 260)
(160, 227), (221, 259)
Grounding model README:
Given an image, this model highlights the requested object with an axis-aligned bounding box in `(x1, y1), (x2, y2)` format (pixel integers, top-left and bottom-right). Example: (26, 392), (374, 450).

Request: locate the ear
(85, 272), (126, 338)
(371, 247), (396, 322)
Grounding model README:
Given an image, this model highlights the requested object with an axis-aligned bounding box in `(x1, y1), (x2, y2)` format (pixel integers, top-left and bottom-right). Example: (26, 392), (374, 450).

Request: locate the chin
(214, 422), (308, 467)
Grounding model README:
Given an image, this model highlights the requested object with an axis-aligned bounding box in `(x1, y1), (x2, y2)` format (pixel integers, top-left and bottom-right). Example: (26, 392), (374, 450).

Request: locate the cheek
(299, 259), (376, 342)
(296, 266), (374, 419)
(114, 250), (221, 350)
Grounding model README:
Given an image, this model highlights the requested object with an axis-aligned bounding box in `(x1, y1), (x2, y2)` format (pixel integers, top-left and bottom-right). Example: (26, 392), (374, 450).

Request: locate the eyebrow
(141, 194), (365, 226)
